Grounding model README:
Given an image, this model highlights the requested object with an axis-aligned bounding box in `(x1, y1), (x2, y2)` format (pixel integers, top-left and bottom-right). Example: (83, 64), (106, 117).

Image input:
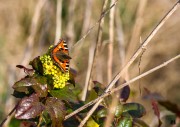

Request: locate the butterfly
(51, 39), (71, 72)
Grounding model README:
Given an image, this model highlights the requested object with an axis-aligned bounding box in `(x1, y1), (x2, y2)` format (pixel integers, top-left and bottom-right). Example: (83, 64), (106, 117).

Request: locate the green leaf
(45, 97), (66, 127)
(115, 104), (123, 118)
(93, 81), (104, 96)
(123, 103), (146, 118)
(85, 89), (98, 103)
(15, 94), (44, 119)
(50, 86), (78, 103)
(96, 108), (107, 119)
(29, 56), (43, 75)
(117, 116), (132, 127)
(86, 118), (99, 127)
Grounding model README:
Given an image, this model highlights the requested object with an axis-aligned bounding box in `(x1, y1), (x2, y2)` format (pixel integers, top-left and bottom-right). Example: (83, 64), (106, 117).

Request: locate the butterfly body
(51, 39), (71, 72)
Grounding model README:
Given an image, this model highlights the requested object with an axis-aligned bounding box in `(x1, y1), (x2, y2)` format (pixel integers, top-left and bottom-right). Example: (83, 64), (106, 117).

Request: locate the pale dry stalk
(81, 0), (109, 101)
(70, 0), (119, 51)
(55, 0), (62, 44)
(105, 0), (116, 126)
(107, 0), (115, 83)
(65, 53), (180, 121)
(78, 1), (180, 126)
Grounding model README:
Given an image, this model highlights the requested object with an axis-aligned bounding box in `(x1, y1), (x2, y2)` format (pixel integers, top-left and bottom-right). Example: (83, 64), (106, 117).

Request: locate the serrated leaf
(12, 76), (32, 93)
(15, 94), (44, 119)
(117, 116), (132, 127)
(50, 86), (78, 103)
(29, 56), (43, 75)
(13, 75), (48, 95)
(32, 83), (48, 97)
(45, 97), (66, 127)
(123, 103), (146, 118)
(120, 85), (130, 102)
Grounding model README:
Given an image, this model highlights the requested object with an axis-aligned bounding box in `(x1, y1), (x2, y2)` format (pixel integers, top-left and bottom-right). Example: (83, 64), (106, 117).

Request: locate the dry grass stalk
(77, 1), (180, 126)
(70, 0), (119, 51)
(81, 0), (109, 101)
(107, 0), (115, 83)
(65, 53), (180, 121)
(55, 0), (62, 44)
(104, 0), (116, 126)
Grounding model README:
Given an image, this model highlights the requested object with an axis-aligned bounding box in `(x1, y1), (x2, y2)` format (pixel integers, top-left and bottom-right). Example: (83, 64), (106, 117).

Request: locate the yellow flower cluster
(40, 54), (69, 89)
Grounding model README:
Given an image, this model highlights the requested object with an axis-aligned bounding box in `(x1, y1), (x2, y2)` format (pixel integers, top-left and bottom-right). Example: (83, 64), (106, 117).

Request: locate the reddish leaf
(29, 56), (44, 75)
(15, 94), (44, 119)
(20, 121), (37, 127)
(32, 83), (48, 97)
(120, 85), (130, 102)
(144, 88), (162, 127)
(152, 100), (160, 119)
(153, 105), (162, 127)
(16, 65), (34, 75)
(13, 76), (48, 94)
(45, 97), (66, 127)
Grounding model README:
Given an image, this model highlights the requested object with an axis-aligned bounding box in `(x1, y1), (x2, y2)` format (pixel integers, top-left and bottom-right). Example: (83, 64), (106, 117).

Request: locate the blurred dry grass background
(0, 0), (180, 126)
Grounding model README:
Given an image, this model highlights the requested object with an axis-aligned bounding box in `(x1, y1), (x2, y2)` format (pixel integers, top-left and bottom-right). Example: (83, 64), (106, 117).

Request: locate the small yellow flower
(40, 54), (70, 89)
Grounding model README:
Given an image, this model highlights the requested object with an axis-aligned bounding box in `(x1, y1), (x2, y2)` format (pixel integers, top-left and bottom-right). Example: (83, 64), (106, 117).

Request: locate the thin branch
(82, 41), (95, 100)
(55, 0), (62, 44)
(104, 0), (116, 126)
(65, 53), (180, 120)
(72, 1), (180, 125)
(70, 0), (119, 51)
(0, 101), (19, 126)
(107, 0), (115, 83)
(81, 0), (109, 101)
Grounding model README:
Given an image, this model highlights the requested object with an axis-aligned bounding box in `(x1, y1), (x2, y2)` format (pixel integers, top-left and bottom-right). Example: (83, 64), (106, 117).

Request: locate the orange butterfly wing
(51, 39), (70, 72)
